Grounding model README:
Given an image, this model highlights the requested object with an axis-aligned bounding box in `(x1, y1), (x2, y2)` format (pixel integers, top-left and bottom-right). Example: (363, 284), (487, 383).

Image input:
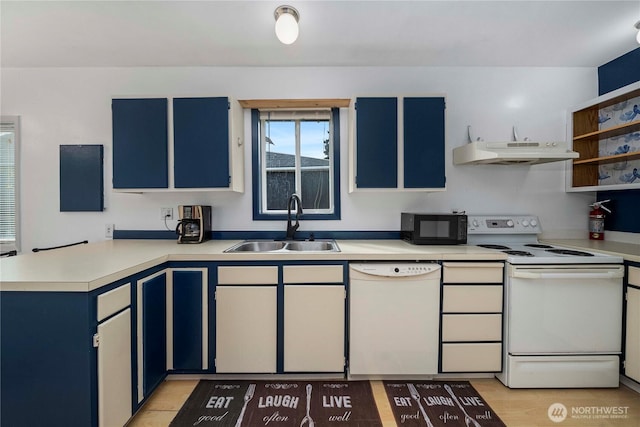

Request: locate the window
(252, 108), (340, 220)
(0, 116), (20, 253)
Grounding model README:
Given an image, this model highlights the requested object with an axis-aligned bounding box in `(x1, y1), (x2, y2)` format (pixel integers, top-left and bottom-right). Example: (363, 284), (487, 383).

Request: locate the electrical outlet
(161, 207), (173, 220)
(105, 224), (114, 238)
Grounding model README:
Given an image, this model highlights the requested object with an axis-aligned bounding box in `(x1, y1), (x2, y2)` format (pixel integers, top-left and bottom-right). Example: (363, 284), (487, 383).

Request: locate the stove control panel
(467, 215), (541, 234)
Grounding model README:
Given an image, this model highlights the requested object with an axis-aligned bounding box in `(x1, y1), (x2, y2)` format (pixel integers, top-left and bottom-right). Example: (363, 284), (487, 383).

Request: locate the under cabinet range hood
(453, 126), (579, 165)
(453, 140), (579, 165)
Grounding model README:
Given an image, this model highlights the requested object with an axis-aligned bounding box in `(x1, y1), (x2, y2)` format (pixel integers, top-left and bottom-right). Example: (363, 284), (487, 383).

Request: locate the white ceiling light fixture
(635, 20), (640, 44)
(274, 5), (299, 45)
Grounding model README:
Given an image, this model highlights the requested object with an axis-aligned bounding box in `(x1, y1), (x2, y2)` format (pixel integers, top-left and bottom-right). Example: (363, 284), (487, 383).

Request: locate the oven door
(506, 264), (624, 354)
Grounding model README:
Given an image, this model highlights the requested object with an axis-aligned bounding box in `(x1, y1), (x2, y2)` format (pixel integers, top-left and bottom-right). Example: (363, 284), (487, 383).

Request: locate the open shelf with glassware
(567, 82), (640, 192)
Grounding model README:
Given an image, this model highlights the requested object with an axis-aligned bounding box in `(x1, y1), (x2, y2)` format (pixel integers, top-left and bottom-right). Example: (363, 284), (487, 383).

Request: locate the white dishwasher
(349, 263), (441, 376)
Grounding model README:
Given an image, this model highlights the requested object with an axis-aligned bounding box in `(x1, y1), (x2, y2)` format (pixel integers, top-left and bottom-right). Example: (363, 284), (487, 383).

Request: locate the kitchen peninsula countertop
(0, 239), (506, 292)
(542, 239), (640, 263)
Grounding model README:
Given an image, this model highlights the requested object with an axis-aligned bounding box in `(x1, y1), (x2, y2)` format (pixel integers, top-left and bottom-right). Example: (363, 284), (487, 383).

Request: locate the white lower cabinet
(440, 262), (504, 373)
(215, 264), (346, 374)
(441, 343), (502, 372)
(625, 266), (640, 382)
(283, 265), (345, 372)
(215, 266), (278, 373)
(96, 284), (132, 427)
(441, 314), (502, 341)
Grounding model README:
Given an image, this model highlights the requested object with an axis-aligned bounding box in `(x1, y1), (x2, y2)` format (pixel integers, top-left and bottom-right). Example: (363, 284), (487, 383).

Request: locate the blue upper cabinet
(112, 97), (244, 192)
(174, 97), (230, 188)
(355, 97), (398, 188)
(112, 98), (169, 189)
(351, 96), (446, 191)
(404, 97), (446, 188)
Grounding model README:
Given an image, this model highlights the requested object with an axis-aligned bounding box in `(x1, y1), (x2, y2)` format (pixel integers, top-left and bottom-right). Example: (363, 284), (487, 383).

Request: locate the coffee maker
(176, 205), (211, 243)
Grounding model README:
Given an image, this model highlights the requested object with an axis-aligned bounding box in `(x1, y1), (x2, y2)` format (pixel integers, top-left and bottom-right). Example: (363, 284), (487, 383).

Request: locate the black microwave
(401, 213), (468, 245)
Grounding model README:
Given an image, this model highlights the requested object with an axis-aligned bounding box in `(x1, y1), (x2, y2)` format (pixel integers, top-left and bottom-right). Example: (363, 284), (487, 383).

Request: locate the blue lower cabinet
(139, 271), (167, 400)
(0, 262), (349, 426)
(0, 292), (94, 427)
(1, 267), (174, 427)
(171, 269), (207, 371)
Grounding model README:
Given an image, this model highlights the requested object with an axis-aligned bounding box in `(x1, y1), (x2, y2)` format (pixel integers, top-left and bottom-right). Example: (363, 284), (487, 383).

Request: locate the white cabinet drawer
(441, 314), (502, 341)
(97, 283), (131, 322)
(217, 266), (278, 285)
(283, 265), (344, 284)
(442, 285), (503, 312)
(443, 262), (504, 283)
(629, 266), (640, 287)
(441, 343), (502, 372)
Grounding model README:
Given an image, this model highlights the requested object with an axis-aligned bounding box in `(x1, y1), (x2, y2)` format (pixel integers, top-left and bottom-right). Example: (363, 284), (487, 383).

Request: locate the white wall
(1, 66), (598, 251)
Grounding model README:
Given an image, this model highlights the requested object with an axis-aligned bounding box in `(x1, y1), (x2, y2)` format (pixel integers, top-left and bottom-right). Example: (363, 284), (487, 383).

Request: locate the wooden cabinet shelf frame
(573, 151), (640, 166)
(574, 121), (640, 142)
(566, 82), (640, 191)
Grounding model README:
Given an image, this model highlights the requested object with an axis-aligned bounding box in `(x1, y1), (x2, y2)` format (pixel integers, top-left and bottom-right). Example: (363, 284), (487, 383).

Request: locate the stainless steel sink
(225, 241), (287, 252)
(224, 239), (340, 253)
(284, 241), (337, 251)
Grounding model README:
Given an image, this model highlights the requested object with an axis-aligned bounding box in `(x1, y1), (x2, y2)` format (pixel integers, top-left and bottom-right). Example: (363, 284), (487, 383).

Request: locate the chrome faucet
(286, 194), (303, 240)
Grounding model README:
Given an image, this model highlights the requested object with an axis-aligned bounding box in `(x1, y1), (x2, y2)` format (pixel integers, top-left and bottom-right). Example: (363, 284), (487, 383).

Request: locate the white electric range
(468, 215), (625, 388)
(467, 214), (623, 264)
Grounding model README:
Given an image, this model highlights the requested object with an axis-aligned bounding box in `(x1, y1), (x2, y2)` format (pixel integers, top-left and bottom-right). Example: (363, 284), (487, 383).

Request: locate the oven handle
(512, 269), (625, 280)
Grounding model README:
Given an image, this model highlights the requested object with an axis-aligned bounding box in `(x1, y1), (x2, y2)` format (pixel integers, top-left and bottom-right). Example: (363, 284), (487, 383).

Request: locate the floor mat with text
(170, 380), (383, 427)
(383, 381), (506, 427)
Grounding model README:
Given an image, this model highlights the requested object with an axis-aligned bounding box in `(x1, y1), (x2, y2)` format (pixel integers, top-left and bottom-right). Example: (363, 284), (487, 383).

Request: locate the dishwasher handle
(512, 268), (624, 280)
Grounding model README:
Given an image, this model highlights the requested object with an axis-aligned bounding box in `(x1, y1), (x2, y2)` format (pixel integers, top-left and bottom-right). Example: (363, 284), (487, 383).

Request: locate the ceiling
(1, 0), (639, 68)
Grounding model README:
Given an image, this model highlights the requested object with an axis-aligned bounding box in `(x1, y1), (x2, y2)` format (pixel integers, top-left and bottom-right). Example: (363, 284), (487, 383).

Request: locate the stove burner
(524, 243), (555, 249)
(504, 250), (534, 256)
(478, 244), (512, 250)
(546, 248), (594, 257)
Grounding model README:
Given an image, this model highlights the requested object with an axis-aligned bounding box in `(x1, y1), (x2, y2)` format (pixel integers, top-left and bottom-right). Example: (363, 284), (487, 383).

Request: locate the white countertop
(541, 239), (640, 264)
(0, 239), (506, 292)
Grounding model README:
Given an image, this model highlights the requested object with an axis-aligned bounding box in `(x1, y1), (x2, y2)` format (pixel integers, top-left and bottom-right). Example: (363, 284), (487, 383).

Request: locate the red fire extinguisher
(588, 199), (611, 240)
